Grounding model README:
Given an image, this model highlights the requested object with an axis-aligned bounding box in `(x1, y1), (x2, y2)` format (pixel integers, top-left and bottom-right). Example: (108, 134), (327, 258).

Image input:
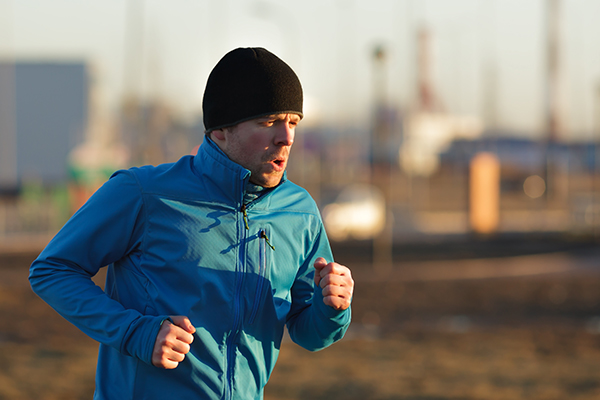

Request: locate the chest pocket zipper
(248, 229), (273, 324)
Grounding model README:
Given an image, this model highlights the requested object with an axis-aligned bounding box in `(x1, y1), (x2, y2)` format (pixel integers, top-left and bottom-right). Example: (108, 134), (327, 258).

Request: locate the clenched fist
(313, 258), (354, 310)
(152, 316), (196, 369)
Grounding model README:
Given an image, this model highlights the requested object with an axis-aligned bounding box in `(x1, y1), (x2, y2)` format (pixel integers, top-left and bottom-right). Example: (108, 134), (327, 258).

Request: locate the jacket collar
(192, 136), (286, 208)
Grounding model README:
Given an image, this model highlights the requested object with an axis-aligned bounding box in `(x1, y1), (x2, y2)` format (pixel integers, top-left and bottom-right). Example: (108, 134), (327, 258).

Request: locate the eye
(260, 120), (275, 127)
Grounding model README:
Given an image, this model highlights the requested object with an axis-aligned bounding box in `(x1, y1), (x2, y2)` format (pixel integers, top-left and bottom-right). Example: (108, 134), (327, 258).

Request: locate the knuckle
(163, 337), (175, 348)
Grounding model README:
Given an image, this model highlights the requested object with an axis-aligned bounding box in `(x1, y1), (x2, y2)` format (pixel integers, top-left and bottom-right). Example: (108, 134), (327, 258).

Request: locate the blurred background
(3, 0), (600, 399)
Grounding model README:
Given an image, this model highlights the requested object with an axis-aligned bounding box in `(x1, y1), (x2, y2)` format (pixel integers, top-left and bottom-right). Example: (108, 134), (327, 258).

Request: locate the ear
(211, 129), (225, 141)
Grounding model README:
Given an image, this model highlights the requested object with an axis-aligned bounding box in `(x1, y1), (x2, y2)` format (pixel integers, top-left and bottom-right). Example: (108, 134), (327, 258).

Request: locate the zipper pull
(260, 230), (275, 251)
(241, 204), (249, 230)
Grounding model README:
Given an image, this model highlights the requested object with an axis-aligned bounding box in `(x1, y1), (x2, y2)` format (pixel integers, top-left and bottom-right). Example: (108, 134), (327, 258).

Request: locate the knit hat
(202, 47), (303, 133)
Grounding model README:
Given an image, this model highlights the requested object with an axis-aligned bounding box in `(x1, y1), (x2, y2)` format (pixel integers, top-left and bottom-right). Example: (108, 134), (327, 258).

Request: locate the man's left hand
(313, 258), (354, 310)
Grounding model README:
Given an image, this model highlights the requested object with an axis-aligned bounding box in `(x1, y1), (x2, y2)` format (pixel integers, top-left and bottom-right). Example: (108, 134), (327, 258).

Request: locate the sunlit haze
(1, 0), (600, 138)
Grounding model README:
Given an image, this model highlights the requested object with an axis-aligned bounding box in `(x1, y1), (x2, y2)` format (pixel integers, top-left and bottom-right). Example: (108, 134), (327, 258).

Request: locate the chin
(260, 181), (279, 189)
(254, 176), (282, 188)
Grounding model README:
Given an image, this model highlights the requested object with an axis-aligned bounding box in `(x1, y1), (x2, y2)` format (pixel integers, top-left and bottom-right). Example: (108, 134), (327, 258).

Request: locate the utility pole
(371, 45), (393, 273)
(543, 0), (565, 205)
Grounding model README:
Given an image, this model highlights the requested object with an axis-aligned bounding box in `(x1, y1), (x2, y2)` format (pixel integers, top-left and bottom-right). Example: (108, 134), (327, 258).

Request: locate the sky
(1, 0), (600, 140)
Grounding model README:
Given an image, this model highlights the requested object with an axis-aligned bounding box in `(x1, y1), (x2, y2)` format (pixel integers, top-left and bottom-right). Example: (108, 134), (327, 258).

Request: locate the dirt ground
(3, 244), (600, 400)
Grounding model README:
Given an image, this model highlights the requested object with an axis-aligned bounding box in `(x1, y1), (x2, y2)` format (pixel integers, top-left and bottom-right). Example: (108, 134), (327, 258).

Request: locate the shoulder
(112, 156), (195, 194)
(269, 180), (321, 216)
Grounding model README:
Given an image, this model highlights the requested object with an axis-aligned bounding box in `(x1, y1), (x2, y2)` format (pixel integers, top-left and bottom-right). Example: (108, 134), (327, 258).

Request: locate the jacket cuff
(120, 315), (167, 365)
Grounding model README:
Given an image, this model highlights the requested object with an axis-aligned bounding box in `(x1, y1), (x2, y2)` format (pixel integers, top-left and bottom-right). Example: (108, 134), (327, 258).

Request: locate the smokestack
(416, 25), (442, 113)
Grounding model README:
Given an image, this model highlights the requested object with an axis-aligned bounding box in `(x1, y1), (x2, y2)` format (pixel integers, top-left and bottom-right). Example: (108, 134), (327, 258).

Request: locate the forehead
(258, 113), (302, 122)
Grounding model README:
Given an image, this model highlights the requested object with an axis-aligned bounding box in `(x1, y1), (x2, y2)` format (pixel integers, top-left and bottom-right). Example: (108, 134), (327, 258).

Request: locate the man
(29, 47), (353, 399)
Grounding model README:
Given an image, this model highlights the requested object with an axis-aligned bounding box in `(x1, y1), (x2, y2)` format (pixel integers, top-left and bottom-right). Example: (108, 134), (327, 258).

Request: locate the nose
(274, 120), (295, 147)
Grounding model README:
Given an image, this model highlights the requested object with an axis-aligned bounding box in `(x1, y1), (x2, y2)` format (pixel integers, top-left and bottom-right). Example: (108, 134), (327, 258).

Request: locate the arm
(285, 225), (353, 351)
(29, 171), (165, 365)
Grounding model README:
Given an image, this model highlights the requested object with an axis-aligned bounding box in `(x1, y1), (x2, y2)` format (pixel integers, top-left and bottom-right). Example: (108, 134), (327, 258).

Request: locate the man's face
(212, 113), (300, 188)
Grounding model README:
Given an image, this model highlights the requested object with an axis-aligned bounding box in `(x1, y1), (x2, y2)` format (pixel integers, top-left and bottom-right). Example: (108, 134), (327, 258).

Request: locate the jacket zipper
(227, 203), (276, 393)
(260, 229), (275, 251)
(248, 229), (271, 325)
(241, 204), (249, 230)
(225, 204), (249, 400)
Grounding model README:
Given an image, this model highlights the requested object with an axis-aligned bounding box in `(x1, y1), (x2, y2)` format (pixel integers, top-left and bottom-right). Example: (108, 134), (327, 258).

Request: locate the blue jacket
(29, 138), (351, 399)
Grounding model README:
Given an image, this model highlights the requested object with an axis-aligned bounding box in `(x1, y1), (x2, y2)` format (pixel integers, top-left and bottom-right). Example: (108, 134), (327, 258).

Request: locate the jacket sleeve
(285, 222), (351, 351)
(29, 170), (164, 365)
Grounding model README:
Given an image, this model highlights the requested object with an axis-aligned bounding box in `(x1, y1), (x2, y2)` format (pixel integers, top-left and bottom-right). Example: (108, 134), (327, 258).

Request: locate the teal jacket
(29, 138), (351, 399)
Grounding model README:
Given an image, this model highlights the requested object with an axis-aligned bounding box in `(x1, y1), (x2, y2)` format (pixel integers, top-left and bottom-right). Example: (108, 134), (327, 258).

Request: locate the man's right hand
(152, 316), (196, 369)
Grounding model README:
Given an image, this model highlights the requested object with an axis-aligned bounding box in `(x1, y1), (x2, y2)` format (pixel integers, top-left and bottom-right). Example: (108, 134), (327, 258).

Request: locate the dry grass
(3, 250), (600, 400)
(267, 327), (600, 400)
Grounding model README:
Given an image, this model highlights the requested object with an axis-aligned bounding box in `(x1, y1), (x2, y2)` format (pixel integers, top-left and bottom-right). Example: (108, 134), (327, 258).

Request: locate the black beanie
(202, 47), (303, 133)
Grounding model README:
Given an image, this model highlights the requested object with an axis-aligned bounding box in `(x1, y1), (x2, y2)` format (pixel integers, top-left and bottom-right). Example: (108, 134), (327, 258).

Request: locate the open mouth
(268, 157), (286, 171)
(265, 152), (288, 171)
